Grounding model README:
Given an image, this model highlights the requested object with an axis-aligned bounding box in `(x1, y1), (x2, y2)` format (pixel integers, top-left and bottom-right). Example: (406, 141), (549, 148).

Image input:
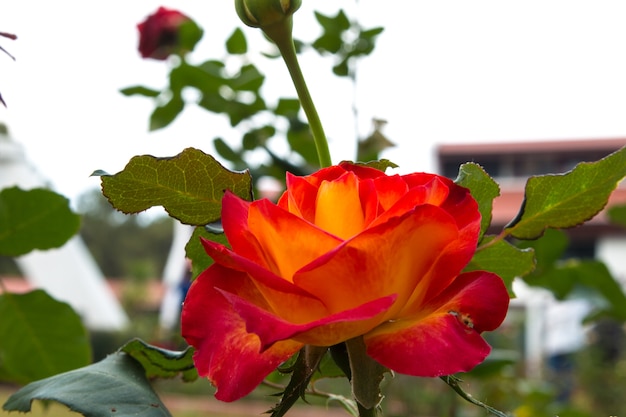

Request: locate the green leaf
(345, 337), (388, 410)
(172, 61), (224, 95)
(607, 203), (626, 228)
(286, 120), (318, 167)
(465, 236), (535, 294)
(242, 125), (276, 150)
(3, 352), (172, 417)
(274, 98), (300, 117)
(149, 94), (185, 131)
(226, 28), (247, 54)
(0, 290), (91, 384)
(0, 187), (80, 256)
(312, 10), (351, 54)
(120, 338), (197, 382)
(230, 64), (264, 92)
(119, 85), (160, 97)
(312, 348), (349, 384)
(98, 147), (253, 225)
(213, 137), (244, 163)
(184, 226), (229, 279)
(524, 259), (626, 320)
(352, 159), (399, 172)
(506, 146), (626, 239)
(178, 20), (204, 54)
(455, 163), (500, 241)
(516, 228), (569, 274)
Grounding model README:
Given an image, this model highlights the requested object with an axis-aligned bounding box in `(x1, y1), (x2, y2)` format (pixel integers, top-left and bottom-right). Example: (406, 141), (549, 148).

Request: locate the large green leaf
(506, 146), (626, 239)
(464, 237), (535, 294)
(0, 290), (91, 384)
(3, 352), (171, 417)
(120, 338), (197, 382)
(97, 147), (252, 226)
(455, 163), (500, 241)
(0, 187), (80, 256)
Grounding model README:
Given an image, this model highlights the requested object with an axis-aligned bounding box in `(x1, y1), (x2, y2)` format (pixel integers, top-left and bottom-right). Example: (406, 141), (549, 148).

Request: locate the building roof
(438, 137), (626, 156)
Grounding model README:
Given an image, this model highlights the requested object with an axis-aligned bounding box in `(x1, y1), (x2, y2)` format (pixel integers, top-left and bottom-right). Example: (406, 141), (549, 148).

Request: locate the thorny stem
(262, 19), (333, 169)
(262, 380), (376, 417)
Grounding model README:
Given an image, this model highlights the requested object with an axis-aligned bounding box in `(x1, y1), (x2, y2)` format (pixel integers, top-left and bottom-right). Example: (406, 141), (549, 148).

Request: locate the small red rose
(137, 7), (199, 60)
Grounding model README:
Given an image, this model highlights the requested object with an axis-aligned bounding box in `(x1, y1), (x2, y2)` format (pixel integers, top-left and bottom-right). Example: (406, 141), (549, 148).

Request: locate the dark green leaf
(213, 137), (244, 163)
(524, 259), (626, 320)
(242, 125), (275, 150)
(119, 86), (160, 97)
(98, 147), (252, 225)
(286, 120), (317, 166)
(0, 290), (91, 384)
(352, 159), (399, 172)
(516, 228), (569, 274)
(312, 347), (349, 383)
(274, 98), (300, 117)
(226, 28), (247, 54)
(230, 64), (265, 92)
(465, 236), (535, 294)
(170, 62), (224, 95)
(177, 20), (203, 55)
(149, 94), (185, 131)
(332, 60), (349, 76)
(185, 226), (229, 279)
(312, 11), (350, 54)
(120, 338), (197, 382)
(607, 203), (626, 228)
(225, 95), (267, 126)
(0, 187), (80, 256)
(455, 163), (500, 241)
(506, 146), (626, 239)
(3, 353), (171, 417)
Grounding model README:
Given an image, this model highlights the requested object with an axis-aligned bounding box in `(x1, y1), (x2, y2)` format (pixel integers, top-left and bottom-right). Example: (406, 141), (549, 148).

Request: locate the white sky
(2, 1), (626, 205)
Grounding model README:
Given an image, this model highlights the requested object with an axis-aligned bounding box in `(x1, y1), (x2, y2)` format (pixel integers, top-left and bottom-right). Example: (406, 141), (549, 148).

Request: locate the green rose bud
(235, 0), (302, 30)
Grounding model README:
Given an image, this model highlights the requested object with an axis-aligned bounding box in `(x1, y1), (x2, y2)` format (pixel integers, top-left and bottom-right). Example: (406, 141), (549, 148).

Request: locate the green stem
(263, 19), (333, 168)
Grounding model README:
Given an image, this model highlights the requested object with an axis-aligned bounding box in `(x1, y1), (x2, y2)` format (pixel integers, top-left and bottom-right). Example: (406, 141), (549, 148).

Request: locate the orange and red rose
(182, 162), (509, 401)
(137, 7), (201, 60)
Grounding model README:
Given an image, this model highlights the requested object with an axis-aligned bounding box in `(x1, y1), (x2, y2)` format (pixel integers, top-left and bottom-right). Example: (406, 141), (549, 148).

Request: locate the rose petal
(200, 238), (328, 324)
(314, 171), (365, 239)
(365, 313), (491, 376)
(181, 264), (302, 402)
(220, 192), (268, 268)
(423, 270), (510, 332)
(219, 289), (397, 348)
(294, 205), (473, 317)
(363, 271), (509, 376)
(248, 198), (343, 280)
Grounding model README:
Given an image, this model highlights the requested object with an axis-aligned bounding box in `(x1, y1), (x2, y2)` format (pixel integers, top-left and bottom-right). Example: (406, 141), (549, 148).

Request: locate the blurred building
(436, 137), (626, 379)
